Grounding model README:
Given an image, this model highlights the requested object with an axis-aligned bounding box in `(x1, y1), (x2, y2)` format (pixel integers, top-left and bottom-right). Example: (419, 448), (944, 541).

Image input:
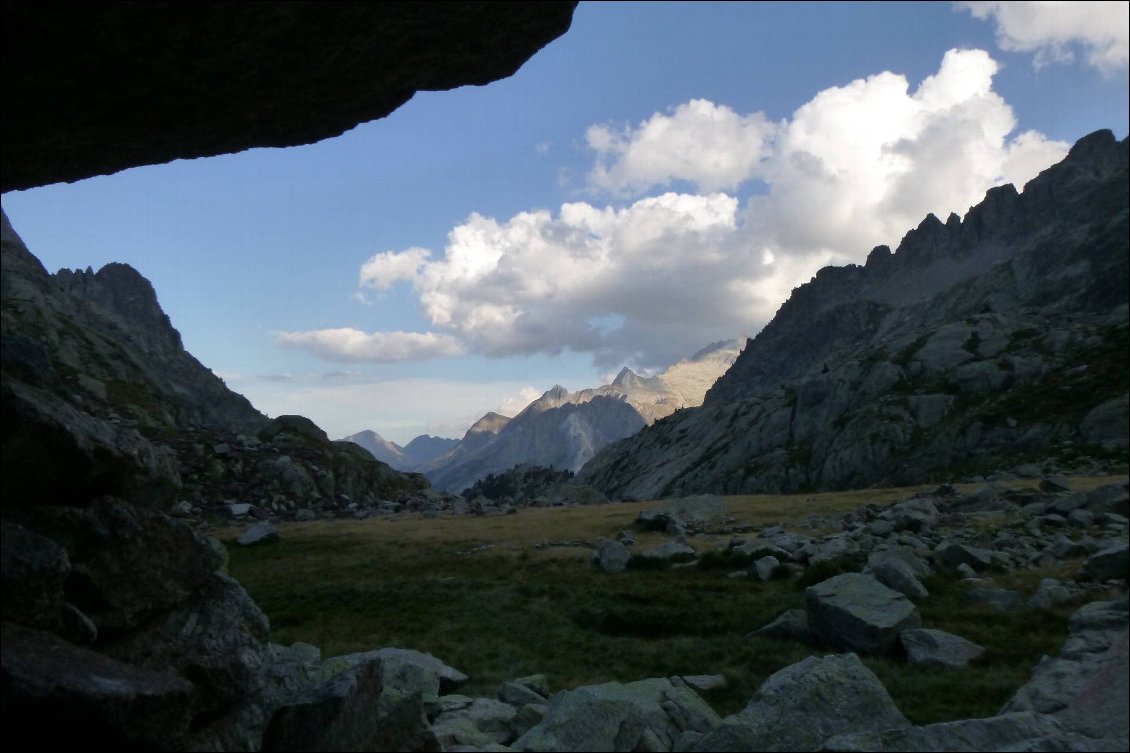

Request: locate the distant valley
(341, 339), (742, 491)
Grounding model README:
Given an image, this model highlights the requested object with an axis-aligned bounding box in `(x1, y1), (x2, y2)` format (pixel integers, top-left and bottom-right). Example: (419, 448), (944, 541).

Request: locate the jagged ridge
(580, 130), (1129, 500)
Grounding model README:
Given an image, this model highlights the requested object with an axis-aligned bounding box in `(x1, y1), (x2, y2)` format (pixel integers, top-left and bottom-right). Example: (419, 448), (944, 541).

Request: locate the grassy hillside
(222, 476), (1125, 723)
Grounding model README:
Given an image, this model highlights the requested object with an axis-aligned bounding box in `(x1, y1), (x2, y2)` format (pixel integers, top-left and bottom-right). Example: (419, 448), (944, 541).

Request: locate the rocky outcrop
(580, 131), (1129, 499)
(0, 213), (429, 749)
(2, 2), (578, 191)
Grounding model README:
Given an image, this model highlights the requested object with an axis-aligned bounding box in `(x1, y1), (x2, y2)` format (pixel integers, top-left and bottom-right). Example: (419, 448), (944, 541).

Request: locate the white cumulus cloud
(349, 49), (1068, 372)
(960, 1), (1129, 73)
(587, 99), (775, 194)
(275, 328), (463, 363)
(359, 247), (431, 290)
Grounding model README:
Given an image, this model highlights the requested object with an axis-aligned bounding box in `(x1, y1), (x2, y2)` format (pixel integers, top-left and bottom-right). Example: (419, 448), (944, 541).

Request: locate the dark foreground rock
(2, 3), (578, 191)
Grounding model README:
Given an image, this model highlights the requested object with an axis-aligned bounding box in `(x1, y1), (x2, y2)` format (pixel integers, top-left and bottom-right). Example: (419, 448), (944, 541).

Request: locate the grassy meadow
(221, 476), (1125, 724)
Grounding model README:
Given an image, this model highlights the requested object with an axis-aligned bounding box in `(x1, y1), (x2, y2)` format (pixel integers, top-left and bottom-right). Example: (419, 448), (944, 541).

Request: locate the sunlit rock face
(1, 2), (578, 191)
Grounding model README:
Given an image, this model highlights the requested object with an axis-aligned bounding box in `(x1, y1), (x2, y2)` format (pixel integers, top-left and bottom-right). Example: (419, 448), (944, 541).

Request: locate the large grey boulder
(261, 660), (385, 752)
(513, 677), (716, 752)
(593, 539), (630, 573)
(325, 646), (468, 695)
(805, 573), (921, 654)
(689, 653), (909, 752)
(900, 628), (984, 668)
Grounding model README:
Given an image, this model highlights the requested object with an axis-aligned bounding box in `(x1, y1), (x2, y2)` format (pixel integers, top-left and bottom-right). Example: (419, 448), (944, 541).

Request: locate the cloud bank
(960, 1), (1129, 74)
(275, 328), (463, 362)
(286, 49), (1069, 371)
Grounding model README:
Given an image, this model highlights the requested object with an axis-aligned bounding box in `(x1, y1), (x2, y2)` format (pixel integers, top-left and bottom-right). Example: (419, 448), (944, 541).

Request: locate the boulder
(748, 609), (815, 644)
(104, 573), (273, 724)
(1028, 578), (1075, 609)
(14, 499), (226, 636)
(753, 555), (781, 581)
(593, 539), (630, 573)
(499, 679), (548, 707)
(640, 540), (697, 563)
(689, 653), (909, 752)
(637, 495), (727, 531)
(261, 660), (385, 752)
(237, 520), (279, 546)
(513, 677), (715, 752)
(934, 541), (994, 572)
(863, 550), (929, 601)
(900, 628), (985, 668)
(805, 573), (921, 654)
(1083, 541), (1128, 581)
(1, 622), (195, 749)
(431, 697), (517, 748)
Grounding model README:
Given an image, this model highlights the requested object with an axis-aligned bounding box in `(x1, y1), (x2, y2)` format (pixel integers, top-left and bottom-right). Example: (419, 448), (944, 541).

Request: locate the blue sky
(3, 2), (1128, 444)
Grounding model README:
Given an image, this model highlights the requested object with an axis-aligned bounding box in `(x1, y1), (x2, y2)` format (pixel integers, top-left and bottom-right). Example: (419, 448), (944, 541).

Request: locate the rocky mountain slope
(421, 341), (741, 492)
(581, 130), (1129, 500)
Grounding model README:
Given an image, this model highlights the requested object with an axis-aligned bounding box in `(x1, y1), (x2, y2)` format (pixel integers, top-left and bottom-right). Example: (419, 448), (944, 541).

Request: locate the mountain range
(345, 339), (742, 492)
(339, 430), (459, 471)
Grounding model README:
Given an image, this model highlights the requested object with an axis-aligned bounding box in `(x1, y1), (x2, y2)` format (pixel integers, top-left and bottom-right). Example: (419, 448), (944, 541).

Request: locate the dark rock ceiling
(2, 1), (577, 193)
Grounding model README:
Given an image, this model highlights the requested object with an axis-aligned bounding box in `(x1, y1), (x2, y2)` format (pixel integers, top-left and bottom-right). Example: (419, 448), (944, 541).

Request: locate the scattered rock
(805, 573), (921, 654)
(753, 555), (780, 581)
(900, 628), (985, 668)
(863, 550), (929, 601)
(638, 495), (728, 532)
(1083, 541), (1128, 581)
(237, 521), (279, 547)
(593, 539), (630, 573)
(935, 541), (994, 572)
(639, 540), (697, 562)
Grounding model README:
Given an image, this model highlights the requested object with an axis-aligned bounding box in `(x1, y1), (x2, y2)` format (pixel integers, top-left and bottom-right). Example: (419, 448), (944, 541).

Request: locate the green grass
(222, 478), (1125, 723)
